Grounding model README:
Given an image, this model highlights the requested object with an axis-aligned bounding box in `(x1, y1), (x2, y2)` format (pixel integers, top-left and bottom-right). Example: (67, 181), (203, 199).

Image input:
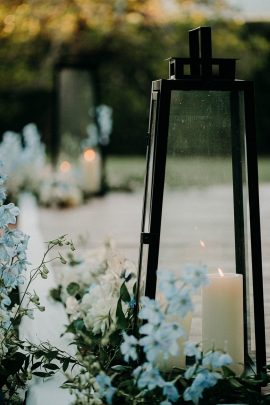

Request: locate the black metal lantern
(51, 60), (108, 194)
(137, 26), (266, 372)
(52, 62), (96, 163)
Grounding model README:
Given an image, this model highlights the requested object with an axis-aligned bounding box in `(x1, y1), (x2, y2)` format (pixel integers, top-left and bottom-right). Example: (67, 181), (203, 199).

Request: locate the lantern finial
(169, 26), (236, 81)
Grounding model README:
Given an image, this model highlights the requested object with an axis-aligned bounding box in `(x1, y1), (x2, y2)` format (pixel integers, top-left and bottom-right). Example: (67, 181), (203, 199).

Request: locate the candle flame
(60, 161), (71, 173)
(218, 267), (224, 277)
(83, 148), (96, 162)
(199, 240), (206, 248)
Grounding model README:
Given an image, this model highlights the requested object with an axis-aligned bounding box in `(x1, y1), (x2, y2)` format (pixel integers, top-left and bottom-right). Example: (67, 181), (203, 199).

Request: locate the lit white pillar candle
(80, 148), (101, 194)
(202, 270), (244, 371)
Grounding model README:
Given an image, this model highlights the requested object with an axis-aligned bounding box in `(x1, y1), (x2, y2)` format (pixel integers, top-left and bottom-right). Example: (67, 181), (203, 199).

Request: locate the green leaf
(66, 282), (80, 296)
(133, 282), (137, 296)
(31, 361), (43, 371)
(59, 252), (67, 264)
(73, 318), (85, 331)
(222, 365), (236, 377)
(109, 329), (122, 346)
(50, 286), (62, 302)
(120, 282), (131, 303)
(45, 350), (59, 359)
(32, 371), (52, 378)
(44, 363), (60, 371)
(116, 299), (128, 329)
(229, 378), (244, 388)
(62, 359), (70, 373)
(1, 352), (26, 375)
(111, 365), (130, 372)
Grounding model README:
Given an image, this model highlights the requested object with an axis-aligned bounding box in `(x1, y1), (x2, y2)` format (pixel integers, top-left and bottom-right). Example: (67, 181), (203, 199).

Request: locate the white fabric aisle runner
(18, 193), (75, 405)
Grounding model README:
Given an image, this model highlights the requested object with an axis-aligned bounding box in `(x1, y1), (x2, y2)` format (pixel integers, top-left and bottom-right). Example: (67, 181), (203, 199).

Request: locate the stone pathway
(38, 185), (270, 360)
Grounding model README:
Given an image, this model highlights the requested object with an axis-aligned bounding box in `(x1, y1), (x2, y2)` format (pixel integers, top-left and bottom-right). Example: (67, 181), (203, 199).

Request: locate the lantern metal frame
(137, 26), (266, 372)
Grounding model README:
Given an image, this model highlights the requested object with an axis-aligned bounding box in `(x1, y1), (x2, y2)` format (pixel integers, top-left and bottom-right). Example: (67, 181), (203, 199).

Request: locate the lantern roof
(168, 26), (237, 81)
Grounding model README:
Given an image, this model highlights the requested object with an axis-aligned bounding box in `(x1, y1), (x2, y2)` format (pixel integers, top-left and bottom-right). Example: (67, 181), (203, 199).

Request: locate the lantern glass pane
(58, 69), (95, 159)
(156, 90), (255, 356)
(159, 90), (235, 272)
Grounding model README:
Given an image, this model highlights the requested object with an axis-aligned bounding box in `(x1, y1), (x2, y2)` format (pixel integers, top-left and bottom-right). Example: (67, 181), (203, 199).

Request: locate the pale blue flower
(15, 234), (29, 260)
(162, 382), (179, 402)
(182, 264), (209, 290)
(0, 294), (11, 309)
(0, 163), (7, 186)
(120, 332), (138, 362)
(183, 369), (221, 404)
(184, 342), (201, 360)
(3, 229), (28, 249)
(160, 401), (172, 405)
(0, 308), (11, 329)
(0, 203), (20, 227)
(0, 186), (6, 204)
(2, 266), (17, 288)
(184, 364), (201, 380)
(167, 287), (193, 317)
(158, 270), (178, 299)
(139, 296), (164, 325)
(202, 351), (233, 369)
(0, 239), (13, 262)
(139, 321), (184, 362)
(133, 363), (164, 390)
(95, 372), (116, 405)
(12, 258), (29, 275)
(129, 297), (136, 309)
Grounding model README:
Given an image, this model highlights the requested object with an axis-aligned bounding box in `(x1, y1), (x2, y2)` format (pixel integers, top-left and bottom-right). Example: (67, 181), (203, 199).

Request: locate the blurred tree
(0, 0), (269, 154)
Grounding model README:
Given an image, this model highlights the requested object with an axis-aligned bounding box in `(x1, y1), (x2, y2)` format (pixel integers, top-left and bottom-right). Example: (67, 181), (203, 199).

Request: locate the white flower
(10, 304), (19, 319)
(26, 309), (34, 319)
(65, 296), (80, 315)
(82, 284), (117, 335)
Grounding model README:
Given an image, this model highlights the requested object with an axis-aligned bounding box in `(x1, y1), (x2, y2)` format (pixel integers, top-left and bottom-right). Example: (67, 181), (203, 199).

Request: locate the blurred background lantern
(52, 60), (113, 195)
(137, 26), (266, 372)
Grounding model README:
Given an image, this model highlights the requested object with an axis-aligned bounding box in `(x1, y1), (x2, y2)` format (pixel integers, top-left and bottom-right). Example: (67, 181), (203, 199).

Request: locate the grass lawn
(106, 155), (270, 191)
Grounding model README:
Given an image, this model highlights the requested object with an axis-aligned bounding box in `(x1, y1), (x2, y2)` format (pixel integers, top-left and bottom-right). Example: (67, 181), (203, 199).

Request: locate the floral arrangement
(0, 124), (85, 208)
(0, 134), (269, 403)
(50, 247), (270, 404)
(0, 161), (78, 403)
(0, 124), (46, 201)
(39, 174), (83, 208)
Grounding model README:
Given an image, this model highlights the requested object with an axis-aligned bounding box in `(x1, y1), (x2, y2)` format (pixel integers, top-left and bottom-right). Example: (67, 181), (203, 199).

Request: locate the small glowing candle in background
(202, 268), (244, 372)
(58, 160), (72, 181)
(80, 148), (101, 194)
(59, 160), (71, 174)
